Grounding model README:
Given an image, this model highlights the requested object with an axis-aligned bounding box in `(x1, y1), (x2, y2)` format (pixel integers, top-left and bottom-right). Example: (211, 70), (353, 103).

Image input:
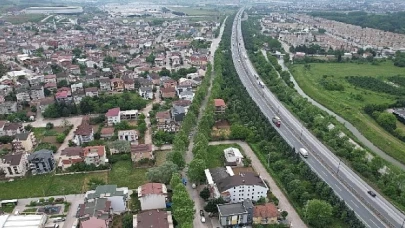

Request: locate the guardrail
(232, 20), (396, 228)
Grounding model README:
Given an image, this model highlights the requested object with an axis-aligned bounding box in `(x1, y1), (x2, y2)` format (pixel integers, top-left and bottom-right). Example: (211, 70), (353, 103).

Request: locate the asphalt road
(232, 9), (405, 228)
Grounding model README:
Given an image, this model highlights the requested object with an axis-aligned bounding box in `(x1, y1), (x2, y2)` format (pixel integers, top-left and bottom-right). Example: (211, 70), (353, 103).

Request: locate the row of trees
(237, 17), (366, 227)
(346, 76), (405, 96)
(242, 17), (405, 213)
(43, 92), (148, 118)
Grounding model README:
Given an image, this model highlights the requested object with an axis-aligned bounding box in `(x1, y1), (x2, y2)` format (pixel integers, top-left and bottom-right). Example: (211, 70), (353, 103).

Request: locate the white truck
(299, 148), (309, 158)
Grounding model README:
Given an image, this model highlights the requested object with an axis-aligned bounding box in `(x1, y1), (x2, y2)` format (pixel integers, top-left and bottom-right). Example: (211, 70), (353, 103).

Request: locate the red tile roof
(253, 203), (279, 218)
(83, 146), (106, 157)
(214, 99), (226, 107)
(105, 107), (120, 117)
(100, 127), (114, 135)
(131, 144), (152, 153)
(140, 183), (165, 195)
(136, 210), (171, 228)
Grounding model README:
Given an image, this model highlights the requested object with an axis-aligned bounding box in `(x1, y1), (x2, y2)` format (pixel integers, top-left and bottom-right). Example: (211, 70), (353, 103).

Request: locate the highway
(231, 9), (405, 228)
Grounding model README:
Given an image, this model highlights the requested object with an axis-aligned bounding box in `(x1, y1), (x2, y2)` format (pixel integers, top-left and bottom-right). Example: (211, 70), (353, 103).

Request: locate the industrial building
(23, 6), (83, 14)
(0, 214), (47, 228)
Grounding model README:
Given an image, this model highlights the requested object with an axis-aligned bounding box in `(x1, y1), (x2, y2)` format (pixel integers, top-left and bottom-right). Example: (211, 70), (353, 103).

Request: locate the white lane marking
(369, 219), (378, 228)
(335, 184), (342, 191)
(351, 200), (360, 208)
(321, 170), (328, 176)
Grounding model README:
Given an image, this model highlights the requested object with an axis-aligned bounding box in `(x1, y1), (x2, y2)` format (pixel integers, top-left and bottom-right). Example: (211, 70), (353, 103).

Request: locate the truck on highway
(299, 148), (309, 158)
(272, 116), (281, 127)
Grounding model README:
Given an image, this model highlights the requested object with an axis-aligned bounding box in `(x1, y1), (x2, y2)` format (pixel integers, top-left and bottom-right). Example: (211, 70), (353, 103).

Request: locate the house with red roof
(214, 99), (226, 114)
(83, 145), (107, 166)
(137, 183), (167, 210)
(105, 107), (121, 126)
(55, 87), (73, 103)
(59, 146), (84, 170)
(253, 203), (279, 225)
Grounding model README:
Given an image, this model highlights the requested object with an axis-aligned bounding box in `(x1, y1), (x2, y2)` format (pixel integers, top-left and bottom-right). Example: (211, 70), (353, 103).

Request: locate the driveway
(142, 87), (161, 146)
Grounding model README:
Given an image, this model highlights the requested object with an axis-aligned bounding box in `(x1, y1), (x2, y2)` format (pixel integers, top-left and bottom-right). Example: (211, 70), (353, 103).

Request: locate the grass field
(108, 161), (147, 190)
(154, 150), (168, 166)
(0, 172), (108, 199)
(291, 62), (405, 164)
(207, 144), (243, 169)
(3, 14), (46, 24)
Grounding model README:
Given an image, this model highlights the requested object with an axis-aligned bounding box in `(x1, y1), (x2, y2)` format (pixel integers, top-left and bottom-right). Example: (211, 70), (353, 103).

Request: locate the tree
(0, 136), (14, 144)
(281, 210), (288, 220)
(146, 53), (155, 65)
(172, 183), (195, 224)
(107, 140), (131, 153)
(168, 151), (185, 169)
(46, 122), (54, 130)
(122, 213), (133, 228)
(170, 172), (182, 188)
(204, 198), (225, 213)
(200, 187), (210, 201)
(376, 112), (397, 132)
(187, 159), (206, 183)
(56, 133), (66, 143)
(146, 161), (178, 184)
(24, 124), (33, 131)
(305, 199), (333, 228)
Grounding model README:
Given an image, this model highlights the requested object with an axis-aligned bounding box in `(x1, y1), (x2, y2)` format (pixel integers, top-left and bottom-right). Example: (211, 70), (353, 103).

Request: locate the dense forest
(310, 11), (405, 34)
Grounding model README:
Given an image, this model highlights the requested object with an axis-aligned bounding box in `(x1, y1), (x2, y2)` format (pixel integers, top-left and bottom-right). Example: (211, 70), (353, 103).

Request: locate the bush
(56, 133), (66, 143)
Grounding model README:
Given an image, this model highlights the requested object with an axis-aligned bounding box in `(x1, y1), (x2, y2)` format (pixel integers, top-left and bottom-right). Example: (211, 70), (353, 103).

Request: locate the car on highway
(299, 148), (309, 158)
(200, 210), (206, 223)
(367, 190), (377, 197)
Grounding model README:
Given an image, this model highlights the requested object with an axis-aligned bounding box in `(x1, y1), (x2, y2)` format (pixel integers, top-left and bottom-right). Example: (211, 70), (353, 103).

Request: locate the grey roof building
(217, 199), (254, 227)
(28, 149), (55, 175)
(84, 185), (129, 214)
(76, 198), (112, 220)
(171, 105), (186, 122)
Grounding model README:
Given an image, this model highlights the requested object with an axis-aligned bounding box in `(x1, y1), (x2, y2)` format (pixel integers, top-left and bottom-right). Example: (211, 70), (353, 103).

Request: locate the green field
(108, 161), (147, 190)
(207, 144), (243, 168)
(3, 14), (46, 24)
(0, 172), (108, 199)
(291, 62), (405, 164)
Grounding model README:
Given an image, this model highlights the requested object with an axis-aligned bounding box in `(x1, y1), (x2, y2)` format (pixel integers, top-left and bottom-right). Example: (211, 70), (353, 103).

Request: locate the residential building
(100, 127), (115, 140)
(253, 203), (279, 225)
(214, 99), (226, 114)
(39, 97), (55, 113)
(16, 89), (31, 103)
(217, 199), (254, 227)
(205, 167), (268, 202)
(171, 106), (186, 122)
(138, 183), (168, 210)
(30, 85), (45, 100)
(71, 82), (84, 93)
(59, 146), (83, 170)
(120, 109), (139, 121)
(139, 87), (154, 100)
(156, 110), (177, 132)
(28, 149), (55, 175)
(79, 216), (109, 228)
(12, 132), (37, 152)
(160, 87), (176, 99)
(85, 87), (99, 97)
(162, 79), (177, 88)
(133, 210), (174, 228)
(73, 89), (85, 105)
(0, 101), (17, 114)
(224, 147), (244, 166)
(175, 84), (192, 96)
(55, 87), (73, 103)
(123, 78), (135, 91)
(0, 122), (24, 136)
(131, 144), (153, 163)
(111, 78), (124, 92)
(83, 146), (107, 166)
(99, 77), (111, 91)
(118, 130), (138, 143)
(44, 74), (57, 84)
(179, 91), (194, 101)
(105, 107), (121, 126)
(76, 197), (112, 220)
(85, 185), (129, 214)
(73, 118), (94, 145)
(0, 152), (28, 178)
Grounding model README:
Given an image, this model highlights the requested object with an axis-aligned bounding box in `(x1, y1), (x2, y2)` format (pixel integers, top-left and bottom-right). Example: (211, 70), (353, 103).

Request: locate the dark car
(367, 190), (376, 197)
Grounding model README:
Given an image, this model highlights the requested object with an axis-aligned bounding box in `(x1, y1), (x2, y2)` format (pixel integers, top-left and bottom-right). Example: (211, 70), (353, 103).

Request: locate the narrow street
(182, 17), (228, 228)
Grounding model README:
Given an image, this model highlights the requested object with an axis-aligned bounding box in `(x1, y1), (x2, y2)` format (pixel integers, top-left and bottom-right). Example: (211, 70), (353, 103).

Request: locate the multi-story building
(138, 183), (168, 210)
(0, 152), (28, 178)
(12, 132), (37, 152)
(205, 167), (268, 203)
(0, 121), (24, 136)
(118, 130), (138, 143)
(83, 146), (107, 166)
(84, 185), (129, 214)
(30, 85), (45, 100)
(28, 149), (55, 175)
(217, 199), (254, 227)
(214, 99), (226, 114)
(73, 118), (94, 145)
(0, 101), (17, 114)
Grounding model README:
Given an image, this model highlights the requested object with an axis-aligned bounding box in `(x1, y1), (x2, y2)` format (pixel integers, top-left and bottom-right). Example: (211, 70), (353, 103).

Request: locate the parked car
(200, 210), (205, 223)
